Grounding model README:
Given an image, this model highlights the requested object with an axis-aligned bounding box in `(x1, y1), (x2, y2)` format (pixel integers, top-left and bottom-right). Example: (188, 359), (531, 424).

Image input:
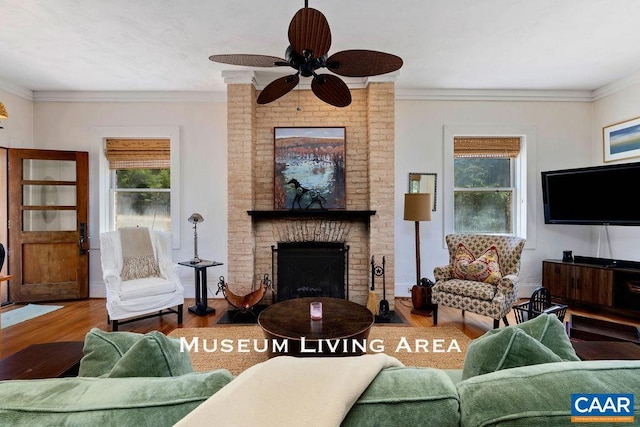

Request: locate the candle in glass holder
(310, 301), (323, 320)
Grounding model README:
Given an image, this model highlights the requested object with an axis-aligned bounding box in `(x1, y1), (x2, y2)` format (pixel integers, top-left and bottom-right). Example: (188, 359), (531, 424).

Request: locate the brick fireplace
(224, 71), (396, 309)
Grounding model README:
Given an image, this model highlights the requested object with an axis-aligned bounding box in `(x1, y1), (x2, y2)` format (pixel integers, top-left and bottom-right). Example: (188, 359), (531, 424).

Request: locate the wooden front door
(8, 149), (89, 302)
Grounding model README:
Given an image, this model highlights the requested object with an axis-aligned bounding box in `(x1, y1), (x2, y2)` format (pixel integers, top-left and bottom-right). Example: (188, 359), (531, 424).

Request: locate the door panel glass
(23, 210), (77, 231)
(23, 185), (77, 206)
(22, 159), (76, 181)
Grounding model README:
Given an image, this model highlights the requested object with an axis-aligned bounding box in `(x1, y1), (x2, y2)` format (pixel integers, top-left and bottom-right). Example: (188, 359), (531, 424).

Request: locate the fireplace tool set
(370, 255), (392, 322)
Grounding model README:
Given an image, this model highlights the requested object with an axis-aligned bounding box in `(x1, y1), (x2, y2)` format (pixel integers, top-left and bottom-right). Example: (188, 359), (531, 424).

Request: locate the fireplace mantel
(247, 210), (376, 222)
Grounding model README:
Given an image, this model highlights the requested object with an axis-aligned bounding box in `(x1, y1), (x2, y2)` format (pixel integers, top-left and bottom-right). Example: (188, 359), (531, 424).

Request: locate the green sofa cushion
(342, 367), (460, 427)
(78, 328), (143, 377)
(462, 313), (578, 379)
(0, 370), (233, 427)
(79, 328), (193, 378)
(462, 328), (562, 379)
(458, 360), (640, 427)
(107, 331), (193, 378)
(509, 313), (579, 361)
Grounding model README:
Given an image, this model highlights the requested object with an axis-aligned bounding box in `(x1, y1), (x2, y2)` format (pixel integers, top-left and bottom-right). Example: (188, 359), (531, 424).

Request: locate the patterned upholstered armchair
(432, 234), (525, 328)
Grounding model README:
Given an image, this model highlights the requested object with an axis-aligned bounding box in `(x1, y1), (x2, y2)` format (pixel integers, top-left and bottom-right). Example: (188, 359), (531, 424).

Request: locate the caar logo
(571, 394), (634, 423)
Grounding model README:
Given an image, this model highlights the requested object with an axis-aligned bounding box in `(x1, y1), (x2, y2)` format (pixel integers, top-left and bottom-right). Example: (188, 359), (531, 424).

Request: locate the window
(95, 126), (180, 249)
(453, 137), (521, 235)
(104, 139), (171, 232)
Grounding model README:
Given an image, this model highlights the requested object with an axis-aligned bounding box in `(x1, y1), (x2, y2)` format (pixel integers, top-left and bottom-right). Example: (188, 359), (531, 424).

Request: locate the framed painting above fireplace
(274, 127), (346, 210)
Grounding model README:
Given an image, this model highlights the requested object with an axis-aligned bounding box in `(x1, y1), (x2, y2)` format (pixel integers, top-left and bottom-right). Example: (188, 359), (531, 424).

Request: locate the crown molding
(32, 91), (226, 103)
(222, 69), (398, 90)
(221, 70), (257, 86)
(395, 88), (594, 102)
(6, 69), (640, 104)
(367, 73), (399, 84)
(29, 87), (594, 103)
(0, 79), (34, 101)
(592, 69), (640, 101)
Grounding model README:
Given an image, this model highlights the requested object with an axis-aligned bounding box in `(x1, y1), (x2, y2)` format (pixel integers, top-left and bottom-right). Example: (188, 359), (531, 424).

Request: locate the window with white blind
(104, 138), (171, 232)
(453, 137), (521, 235)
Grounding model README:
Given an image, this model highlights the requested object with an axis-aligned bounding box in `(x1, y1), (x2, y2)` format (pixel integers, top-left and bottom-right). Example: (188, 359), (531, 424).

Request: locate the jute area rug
(169, 325), (470, 376)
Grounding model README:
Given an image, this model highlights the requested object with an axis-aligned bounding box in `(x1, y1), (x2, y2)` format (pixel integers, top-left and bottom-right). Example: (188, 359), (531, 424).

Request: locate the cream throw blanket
(119, 227), (161, 280)
(175, 353), (403, 427)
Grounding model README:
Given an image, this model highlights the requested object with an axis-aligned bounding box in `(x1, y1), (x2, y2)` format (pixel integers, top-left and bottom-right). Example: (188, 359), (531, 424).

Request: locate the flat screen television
(541, 162), (640, 225)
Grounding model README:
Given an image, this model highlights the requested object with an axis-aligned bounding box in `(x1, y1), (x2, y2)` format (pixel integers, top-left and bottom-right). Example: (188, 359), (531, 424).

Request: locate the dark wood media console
(569, 315), (640, 343)
(542, 256), (640, 317)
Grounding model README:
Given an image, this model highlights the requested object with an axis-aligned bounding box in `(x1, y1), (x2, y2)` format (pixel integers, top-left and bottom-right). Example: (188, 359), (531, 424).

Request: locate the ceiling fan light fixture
(209, 2), (403, 108)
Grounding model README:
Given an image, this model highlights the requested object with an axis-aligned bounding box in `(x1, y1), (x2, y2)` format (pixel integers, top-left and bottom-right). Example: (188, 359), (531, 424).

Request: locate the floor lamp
(404, 193), (432, 315)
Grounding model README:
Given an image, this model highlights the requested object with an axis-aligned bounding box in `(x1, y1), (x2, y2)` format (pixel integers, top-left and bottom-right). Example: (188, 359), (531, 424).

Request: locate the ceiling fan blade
(257, 74), (300, 104)
(311, 74), (351, 108)
(288, 7), (331, 59)
(209, 54), (288, 67)
(326, 50), (403, 77)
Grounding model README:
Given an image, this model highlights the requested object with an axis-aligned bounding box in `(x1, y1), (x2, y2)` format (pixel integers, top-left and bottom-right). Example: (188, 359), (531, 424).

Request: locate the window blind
(104, 138), (170, 169)
(454, 137), (521, 158)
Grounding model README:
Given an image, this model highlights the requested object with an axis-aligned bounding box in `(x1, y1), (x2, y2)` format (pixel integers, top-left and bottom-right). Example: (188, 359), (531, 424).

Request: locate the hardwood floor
(1, 297), (638, 359)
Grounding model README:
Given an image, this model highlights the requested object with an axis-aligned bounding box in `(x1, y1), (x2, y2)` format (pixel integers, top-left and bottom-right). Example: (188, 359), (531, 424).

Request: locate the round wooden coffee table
(258, 297), (374, 357)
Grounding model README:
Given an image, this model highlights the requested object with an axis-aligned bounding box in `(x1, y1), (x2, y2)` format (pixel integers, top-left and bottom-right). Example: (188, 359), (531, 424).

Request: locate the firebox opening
(274, 242), (348, 302)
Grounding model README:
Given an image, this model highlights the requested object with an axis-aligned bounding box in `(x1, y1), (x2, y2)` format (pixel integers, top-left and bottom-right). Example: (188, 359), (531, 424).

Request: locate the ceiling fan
(209, 1), (403, 108)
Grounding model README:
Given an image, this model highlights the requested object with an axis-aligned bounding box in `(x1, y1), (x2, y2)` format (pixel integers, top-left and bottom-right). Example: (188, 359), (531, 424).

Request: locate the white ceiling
(2, 0), (640, 97)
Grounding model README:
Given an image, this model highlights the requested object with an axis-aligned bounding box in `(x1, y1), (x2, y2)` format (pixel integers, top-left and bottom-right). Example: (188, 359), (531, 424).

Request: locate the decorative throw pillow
(107, 331), (193, 378)
(510, 313), (579, 362)
(453, 243), (502, 284)
(119, 227), (161, 281)
(78, 328), (145, 377)
(461, 313), (579, 379)
(462, 327), (563, 380)
(79, 328), (193, 378)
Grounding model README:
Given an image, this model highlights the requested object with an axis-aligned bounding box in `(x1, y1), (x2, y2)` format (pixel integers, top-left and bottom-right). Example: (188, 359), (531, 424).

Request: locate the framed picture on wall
(408, 172), (437, 211)
(274, 127), (346, 210)
(603, 116), (640, 162)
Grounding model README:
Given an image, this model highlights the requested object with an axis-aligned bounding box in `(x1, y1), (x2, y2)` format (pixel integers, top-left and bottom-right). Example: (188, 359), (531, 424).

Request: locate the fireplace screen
(274, 242), (348, 301)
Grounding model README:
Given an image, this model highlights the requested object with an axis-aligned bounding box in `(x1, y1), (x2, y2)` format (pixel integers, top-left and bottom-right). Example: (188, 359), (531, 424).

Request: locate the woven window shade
(105, 138), (170, 169)
(454, 137), (521, 158)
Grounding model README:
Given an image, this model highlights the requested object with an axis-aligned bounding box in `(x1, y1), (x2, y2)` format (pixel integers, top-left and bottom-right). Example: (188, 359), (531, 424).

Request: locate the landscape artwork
(274, 127), (346, 210)
(604, 116), (640, 162)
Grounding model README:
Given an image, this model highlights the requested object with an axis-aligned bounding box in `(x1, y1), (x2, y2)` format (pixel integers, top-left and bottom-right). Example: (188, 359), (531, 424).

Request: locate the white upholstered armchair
(100, 228), (184, 331)
(432, 234), (525, 328)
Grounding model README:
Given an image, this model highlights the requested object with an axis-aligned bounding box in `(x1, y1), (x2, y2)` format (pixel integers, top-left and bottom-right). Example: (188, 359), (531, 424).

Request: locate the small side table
(178, 260), (223, 316)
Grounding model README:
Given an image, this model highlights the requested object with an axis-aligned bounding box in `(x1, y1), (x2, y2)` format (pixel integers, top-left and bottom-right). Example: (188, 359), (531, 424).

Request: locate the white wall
(13, 87), (640, 301)
(0, 89), (34, 149)
(591, 83), (640, 261)
(32, 101), (228, 297)
(394, 99), (594, 298)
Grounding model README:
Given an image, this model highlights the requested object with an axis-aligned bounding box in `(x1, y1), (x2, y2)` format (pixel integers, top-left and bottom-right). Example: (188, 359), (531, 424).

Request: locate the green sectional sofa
(0, 315), (638, 426)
